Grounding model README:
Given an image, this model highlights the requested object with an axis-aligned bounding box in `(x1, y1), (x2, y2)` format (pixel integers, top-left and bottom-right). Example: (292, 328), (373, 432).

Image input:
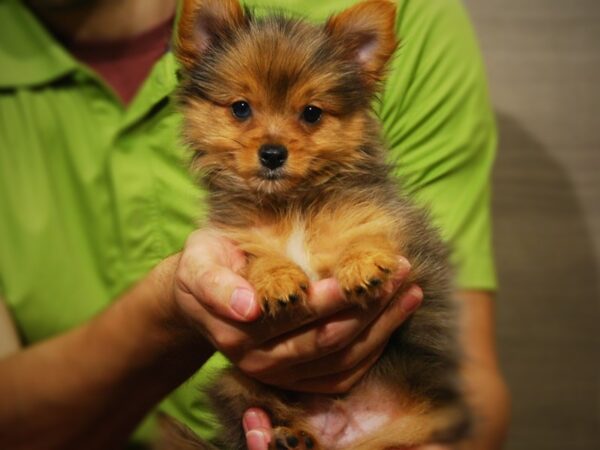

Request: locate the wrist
(92, 255), (214, 385)
(462, 364), (510, 450)
(142, 253), (215, 364)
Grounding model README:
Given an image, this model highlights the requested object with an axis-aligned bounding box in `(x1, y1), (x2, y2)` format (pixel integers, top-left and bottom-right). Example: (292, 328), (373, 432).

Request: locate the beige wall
(462, 1), (600, 449)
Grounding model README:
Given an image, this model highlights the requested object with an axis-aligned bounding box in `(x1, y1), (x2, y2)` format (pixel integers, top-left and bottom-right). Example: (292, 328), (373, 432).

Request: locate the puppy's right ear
(176, 0), (246, 71)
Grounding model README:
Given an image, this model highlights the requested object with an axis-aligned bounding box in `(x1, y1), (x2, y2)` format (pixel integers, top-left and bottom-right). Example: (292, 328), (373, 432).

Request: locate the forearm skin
(0, 255), (212, 450)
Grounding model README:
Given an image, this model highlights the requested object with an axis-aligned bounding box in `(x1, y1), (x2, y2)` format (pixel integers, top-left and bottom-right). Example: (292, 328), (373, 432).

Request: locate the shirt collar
(0, 0), (181, 92)
(0, 0), (79, 88)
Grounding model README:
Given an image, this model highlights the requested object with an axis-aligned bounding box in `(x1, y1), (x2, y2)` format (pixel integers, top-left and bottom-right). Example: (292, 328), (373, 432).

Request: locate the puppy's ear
(176, 0), (246, 71)
(326, 0), (398, 88)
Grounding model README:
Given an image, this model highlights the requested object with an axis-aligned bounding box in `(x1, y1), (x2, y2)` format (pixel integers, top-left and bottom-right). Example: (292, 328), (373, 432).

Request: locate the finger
(282, 342), (386, 394)
(185, 228), (248, 271)
(241, 303), (380, 376)
(246, 429), (271, 450)
(234, 277), (350, 346)
(190, 278), (347, 359)
(290, 285), (422, 378)
(256, 284), (422, 389)
(243, 409), (273, 450)
(243, 257), (411, 341)
(248, 274), (391, 360)
(243, 408), (272, 433)
(179, 262), (262, 322)
(238, 275), (419, 377)
(178, 230), (261, 322)
(305, 277), (347, 316)
(305, 264), (414, 357)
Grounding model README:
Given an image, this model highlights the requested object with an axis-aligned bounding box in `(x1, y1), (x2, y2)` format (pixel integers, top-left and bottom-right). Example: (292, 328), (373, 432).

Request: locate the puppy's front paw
(247, 258), (310, 317)
(335, 249), (398, 307)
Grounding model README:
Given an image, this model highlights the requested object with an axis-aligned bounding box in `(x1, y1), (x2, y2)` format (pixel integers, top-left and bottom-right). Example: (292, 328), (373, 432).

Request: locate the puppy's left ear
(176, 0), (246, 71)
(326, 0), (398, 88)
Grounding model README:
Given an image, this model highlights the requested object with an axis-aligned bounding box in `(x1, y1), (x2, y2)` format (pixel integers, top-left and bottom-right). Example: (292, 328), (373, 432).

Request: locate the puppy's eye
(232, 101), (252, 120)
(302, 105), (322, 124)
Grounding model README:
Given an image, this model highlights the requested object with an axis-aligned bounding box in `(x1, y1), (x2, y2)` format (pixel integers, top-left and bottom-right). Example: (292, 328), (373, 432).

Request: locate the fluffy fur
(163, 1), (470, 449)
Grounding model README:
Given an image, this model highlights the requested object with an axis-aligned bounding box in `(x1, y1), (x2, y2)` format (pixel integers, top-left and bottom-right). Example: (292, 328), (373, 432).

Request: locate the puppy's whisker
(217, 136), (245, 148)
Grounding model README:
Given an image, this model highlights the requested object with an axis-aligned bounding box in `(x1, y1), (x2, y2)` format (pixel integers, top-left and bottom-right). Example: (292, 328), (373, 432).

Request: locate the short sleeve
(378, 0), (497, 290)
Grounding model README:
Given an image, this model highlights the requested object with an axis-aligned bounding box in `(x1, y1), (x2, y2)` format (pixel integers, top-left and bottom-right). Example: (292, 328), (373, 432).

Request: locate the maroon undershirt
(60, 17), (174, 105)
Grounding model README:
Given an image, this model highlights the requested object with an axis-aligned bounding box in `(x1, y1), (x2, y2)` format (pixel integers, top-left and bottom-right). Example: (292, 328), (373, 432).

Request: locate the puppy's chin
(249, 169), (293, 195)
(258, 167), (285, 181)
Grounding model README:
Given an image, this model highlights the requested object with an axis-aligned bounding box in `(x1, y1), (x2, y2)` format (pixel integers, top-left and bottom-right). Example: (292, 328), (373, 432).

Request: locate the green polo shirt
(0, 0), (497, 445)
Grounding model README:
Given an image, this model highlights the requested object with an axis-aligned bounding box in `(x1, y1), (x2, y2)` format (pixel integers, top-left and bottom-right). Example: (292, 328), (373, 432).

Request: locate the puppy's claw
(286, 435), (299, 447)
(368, 278), (382, 287)
(302, 432), (315, 449)
(270, 427), (320, 450)
(375, 264), (392, 274)
(354, 285), (366, 295)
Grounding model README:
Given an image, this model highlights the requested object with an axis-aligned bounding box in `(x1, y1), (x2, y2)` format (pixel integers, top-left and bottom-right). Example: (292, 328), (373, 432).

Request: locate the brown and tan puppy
(164, 0), (470, 448)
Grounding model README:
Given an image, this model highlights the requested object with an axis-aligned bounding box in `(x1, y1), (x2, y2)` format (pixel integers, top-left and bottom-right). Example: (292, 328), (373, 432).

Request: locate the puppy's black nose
(259, 144), (288, 170)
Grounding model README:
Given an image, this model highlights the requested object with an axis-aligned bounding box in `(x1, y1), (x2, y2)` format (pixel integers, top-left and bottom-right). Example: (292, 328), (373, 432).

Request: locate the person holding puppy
(0, 0), (509, 449)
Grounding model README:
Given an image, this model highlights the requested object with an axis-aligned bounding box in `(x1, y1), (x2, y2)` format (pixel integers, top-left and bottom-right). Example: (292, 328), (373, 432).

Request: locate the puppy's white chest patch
(285, 223), (318, 281)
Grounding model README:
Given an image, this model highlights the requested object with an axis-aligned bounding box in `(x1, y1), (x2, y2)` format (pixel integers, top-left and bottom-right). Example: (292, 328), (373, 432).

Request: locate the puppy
(164, 0), (470, 448)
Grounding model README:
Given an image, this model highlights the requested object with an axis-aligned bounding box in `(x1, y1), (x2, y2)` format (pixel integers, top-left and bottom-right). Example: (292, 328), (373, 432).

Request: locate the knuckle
(336, 350), (361, 371)
(198, 267), (222, 289)
(186, 228), (211, 246)
(174, 267), (187, 289)
(244, 367), (275, 382)
(396, 285), (423, 315)
(214, 333), (243, 353)
(316, 323), (346, 353)
(196, 267), (226, 304)
(176, 254), (204, 289)
(277, 338), (302, 362)
(237, 359), (274, 379)
(328, 380), (353, 394)
(179, 247), (198, 268)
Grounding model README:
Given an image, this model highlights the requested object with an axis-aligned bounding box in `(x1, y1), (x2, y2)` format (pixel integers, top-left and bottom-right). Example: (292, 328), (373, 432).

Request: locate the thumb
(246, 429), (270, 450)
(192, 264), (262, 321)
(243, 408), (272, 450)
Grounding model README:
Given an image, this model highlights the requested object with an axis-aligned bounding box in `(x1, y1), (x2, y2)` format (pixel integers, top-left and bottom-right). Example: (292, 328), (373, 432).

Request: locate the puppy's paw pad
(270, 427), (319, 450)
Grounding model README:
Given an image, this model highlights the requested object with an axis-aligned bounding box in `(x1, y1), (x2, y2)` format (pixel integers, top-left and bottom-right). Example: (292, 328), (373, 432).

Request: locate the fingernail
(231, 288), (255, 318)
(397, 257), (412, 276)
(243, 410), (261, 432)
(391, 257), (412, 291)
(400, 285), (423, 313)
(246, 430), (269, 450)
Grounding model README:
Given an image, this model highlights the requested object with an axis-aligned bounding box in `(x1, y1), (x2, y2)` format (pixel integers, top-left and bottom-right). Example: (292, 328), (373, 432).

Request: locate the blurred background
(462, 1), (600, 449)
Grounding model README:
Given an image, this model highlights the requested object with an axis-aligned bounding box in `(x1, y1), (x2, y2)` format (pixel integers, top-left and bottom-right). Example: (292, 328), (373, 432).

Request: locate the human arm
(455, 290), (510, 450)
(0, 256), (206, 450)
(418, 291), (510, 450)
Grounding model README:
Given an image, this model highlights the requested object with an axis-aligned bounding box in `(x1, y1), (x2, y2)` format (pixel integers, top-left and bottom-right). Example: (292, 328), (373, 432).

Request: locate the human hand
(172, 228), (423, 393)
